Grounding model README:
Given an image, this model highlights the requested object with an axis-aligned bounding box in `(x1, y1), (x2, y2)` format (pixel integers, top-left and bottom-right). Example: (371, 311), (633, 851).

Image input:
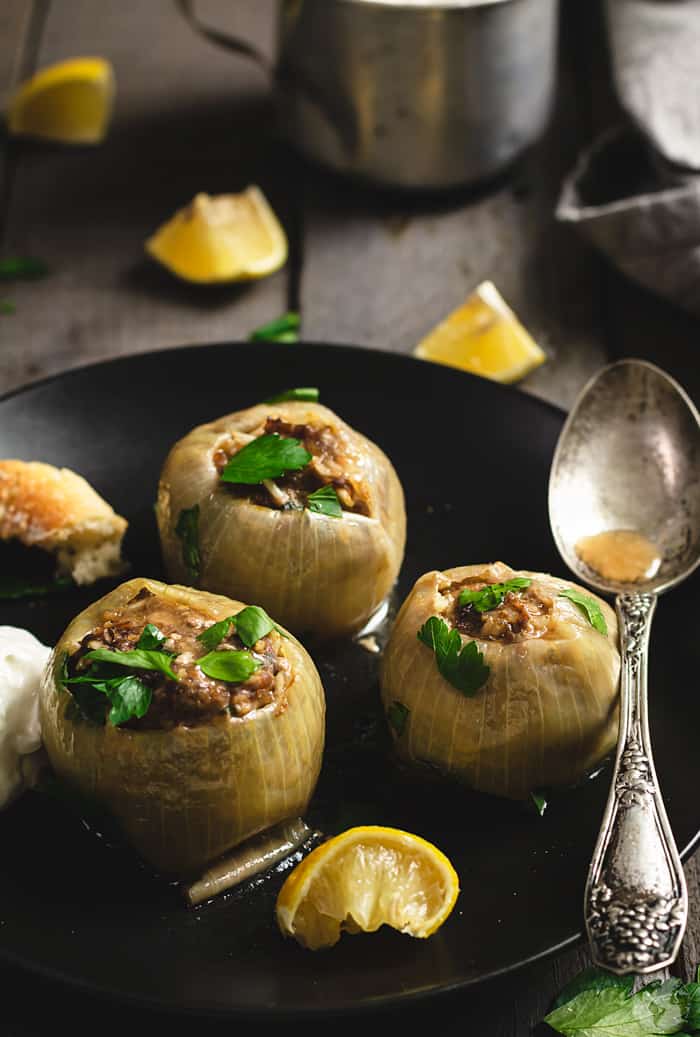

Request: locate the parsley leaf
(0, 575), (74, 600)
(197, 649), (260, 682)
(0, 301), (15, 315)
(175, 505), (201, 582)
(234, 605), (280, 647)
(387, 701), (409, 737)
(531, 791), (548, 816)
(0, 257), (49, 280)
(264, 387), (319, 403)
(220, 433), (311, 485)
(458, 577), (532, 612)
(136, 624), (167, 651)
(559, 588), (607, 635)
(83, 647), (178, 681)
(551, 967), (634, 1010)
(307, 485), (342, 518)
(417, 616), (490, 697)
(196, 605), (284, 651)
(544, 977), (687, 1037)
(102, 675), (152, 727)
(249, 312), (300, 342)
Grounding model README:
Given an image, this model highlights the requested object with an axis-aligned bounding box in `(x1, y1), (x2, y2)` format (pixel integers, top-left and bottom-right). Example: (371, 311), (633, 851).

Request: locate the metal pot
(178, 0), (559, 191)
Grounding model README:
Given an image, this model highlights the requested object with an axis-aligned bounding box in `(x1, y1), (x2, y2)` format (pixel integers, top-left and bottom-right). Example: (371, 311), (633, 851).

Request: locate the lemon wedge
(6, 57), (114, 144)
(275, 825), (460, 950)
(414, 280), (546, 383)
(145, 188), (288, 284)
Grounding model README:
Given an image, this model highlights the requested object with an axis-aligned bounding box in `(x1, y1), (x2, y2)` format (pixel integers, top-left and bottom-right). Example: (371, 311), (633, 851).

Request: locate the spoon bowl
(549, 358), (700, 597)
(548, 357), (700, 975)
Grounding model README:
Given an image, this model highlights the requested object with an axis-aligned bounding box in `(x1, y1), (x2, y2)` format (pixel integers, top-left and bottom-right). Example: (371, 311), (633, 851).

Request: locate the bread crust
(0, 460), (128, 584)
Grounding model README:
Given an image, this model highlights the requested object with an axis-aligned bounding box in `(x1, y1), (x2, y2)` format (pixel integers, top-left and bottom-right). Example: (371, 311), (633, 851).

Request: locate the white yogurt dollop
(0, 625), (52, 809)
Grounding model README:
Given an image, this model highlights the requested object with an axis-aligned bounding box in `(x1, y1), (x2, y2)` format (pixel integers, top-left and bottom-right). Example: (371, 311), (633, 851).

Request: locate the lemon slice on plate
(414, 280), (546, 383)
(275, 825), (460, 950)
(6, 57), (115, 144)
(145, 188), (288, 284)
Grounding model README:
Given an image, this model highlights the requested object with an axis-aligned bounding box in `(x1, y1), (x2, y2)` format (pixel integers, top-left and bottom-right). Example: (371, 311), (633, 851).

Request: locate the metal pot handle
(174, 0), (272, 72)
(175, 0), (359, 159)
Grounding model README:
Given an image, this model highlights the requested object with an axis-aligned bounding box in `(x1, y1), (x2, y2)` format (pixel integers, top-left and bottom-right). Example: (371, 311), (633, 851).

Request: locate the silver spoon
(548, 357), (700, 975)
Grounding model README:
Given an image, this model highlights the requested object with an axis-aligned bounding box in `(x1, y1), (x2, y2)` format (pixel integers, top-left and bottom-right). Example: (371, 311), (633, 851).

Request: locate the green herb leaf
(559, 588), (607, 635)
(545, 977), (687, 1037)
(0, 575), (74, 600)
(197, 649), (260, 683)
(307, 485), (343, 518)
(196, 616), (236, 652)
(552, 968), (634, 1011)
(0, 300), (15, 315)
(531, 791), (547, 816)
(136, 624), (167, 651)
(0, 257), (49, 280)
(458, 577), (532, 613)
(387, 701), (409, 737)
(83, 648), (178, 681)
(417, 616), (490, 697)
(264, 387), (319, 403)
(197, 605), (285, 652)
(220, 433), (311, 485)
(233, 605), (279, 647)
(175, 505), (201, 582)
(682, 982), (700, 1031)
(249, 312), (300, 342)
(103, 675), (152, 727)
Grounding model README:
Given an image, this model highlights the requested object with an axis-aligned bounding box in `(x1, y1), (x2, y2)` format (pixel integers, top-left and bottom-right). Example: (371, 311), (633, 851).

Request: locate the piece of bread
(0, 460), (128, 585)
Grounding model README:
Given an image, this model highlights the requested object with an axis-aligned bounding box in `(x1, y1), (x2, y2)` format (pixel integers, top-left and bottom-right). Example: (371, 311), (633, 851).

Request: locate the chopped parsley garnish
(175, 505), (201, 582)
(458, 577), (532, 612)
(417, 616), (490, 697)
(264, 387), (319, 403)
(196, 605), (284, 651)
(543, 965), (700, 1037)
(61, 645), (166, 728)
(531, 791), (547, 816)
(136, 624), (167, 651)
(197, 649), (260, 683)
(387, 701), (409, 737)
(0, 257), (49, 280)
(0, 301), (15, 315)
(307, 485), (342, 518)
(83, 647), (178, 681)
(559, 588), (607, 635)
(220, 433), (311, 485)
(0, 575), (74, 600)
(249, 312), (300, 343)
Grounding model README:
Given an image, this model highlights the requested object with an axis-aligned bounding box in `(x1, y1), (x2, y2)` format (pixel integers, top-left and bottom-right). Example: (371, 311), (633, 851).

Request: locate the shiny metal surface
(548, 358), (700, 974)
(178, 0), (559, 190)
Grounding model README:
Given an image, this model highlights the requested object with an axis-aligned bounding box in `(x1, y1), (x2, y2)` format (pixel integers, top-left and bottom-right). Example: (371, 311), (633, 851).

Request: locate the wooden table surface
(1, 2), (699, 1034)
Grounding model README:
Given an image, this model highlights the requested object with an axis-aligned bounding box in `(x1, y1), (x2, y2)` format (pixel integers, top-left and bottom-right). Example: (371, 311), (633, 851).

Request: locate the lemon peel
(275, 824), (460, 950)
(7, 57), (115, 144)
(145, 188), (288, 284)
(414, 280), (546, 383)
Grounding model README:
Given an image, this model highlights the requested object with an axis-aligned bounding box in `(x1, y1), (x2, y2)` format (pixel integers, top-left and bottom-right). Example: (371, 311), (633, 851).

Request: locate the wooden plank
(297, 3), (608, 412)
(0, 0), (290, 394)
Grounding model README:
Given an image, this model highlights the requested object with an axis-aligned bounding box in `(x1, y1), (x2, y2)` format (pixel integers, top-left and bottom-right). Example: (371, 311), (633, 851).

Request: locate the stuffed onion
(39, 577), (325, 879)
(379, 561), (620, 800)
(156, 395), (406, 638)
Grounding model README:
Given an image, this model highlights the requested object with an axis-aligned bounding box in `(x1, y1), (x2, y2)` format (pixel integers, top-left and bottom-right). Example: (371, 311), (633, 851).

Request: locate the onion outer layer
(156, 401), (406, 638)
(379, 564), (621, 800)
(39, 577), (326, 879)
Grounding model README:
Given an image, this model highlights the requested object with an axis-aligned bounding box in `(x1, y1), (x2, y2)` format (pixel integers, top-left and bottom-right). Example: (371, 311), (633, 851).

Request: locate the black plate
(0, 342), (698, 1020)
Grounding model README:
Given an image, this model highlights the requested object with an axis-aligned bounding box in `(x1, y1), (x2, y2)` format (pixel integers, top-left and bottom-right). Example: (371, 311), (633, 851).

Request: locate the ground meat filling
(449, 575), (554, 643)
(67, 588), (290, 730)
(213, 416), (370, 516)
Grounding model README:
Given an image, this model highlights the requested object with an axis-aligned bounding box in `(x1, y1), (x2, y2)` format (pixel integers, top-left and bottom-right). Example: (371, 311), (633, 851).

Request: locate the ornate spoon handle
(584, 592), (687, 974)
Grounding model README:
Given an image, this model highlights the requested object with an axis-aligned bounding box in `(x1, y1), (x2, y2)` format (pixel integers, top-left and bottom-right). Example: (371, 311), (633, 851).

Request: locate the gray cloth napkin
(556, 0), (700, 315)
